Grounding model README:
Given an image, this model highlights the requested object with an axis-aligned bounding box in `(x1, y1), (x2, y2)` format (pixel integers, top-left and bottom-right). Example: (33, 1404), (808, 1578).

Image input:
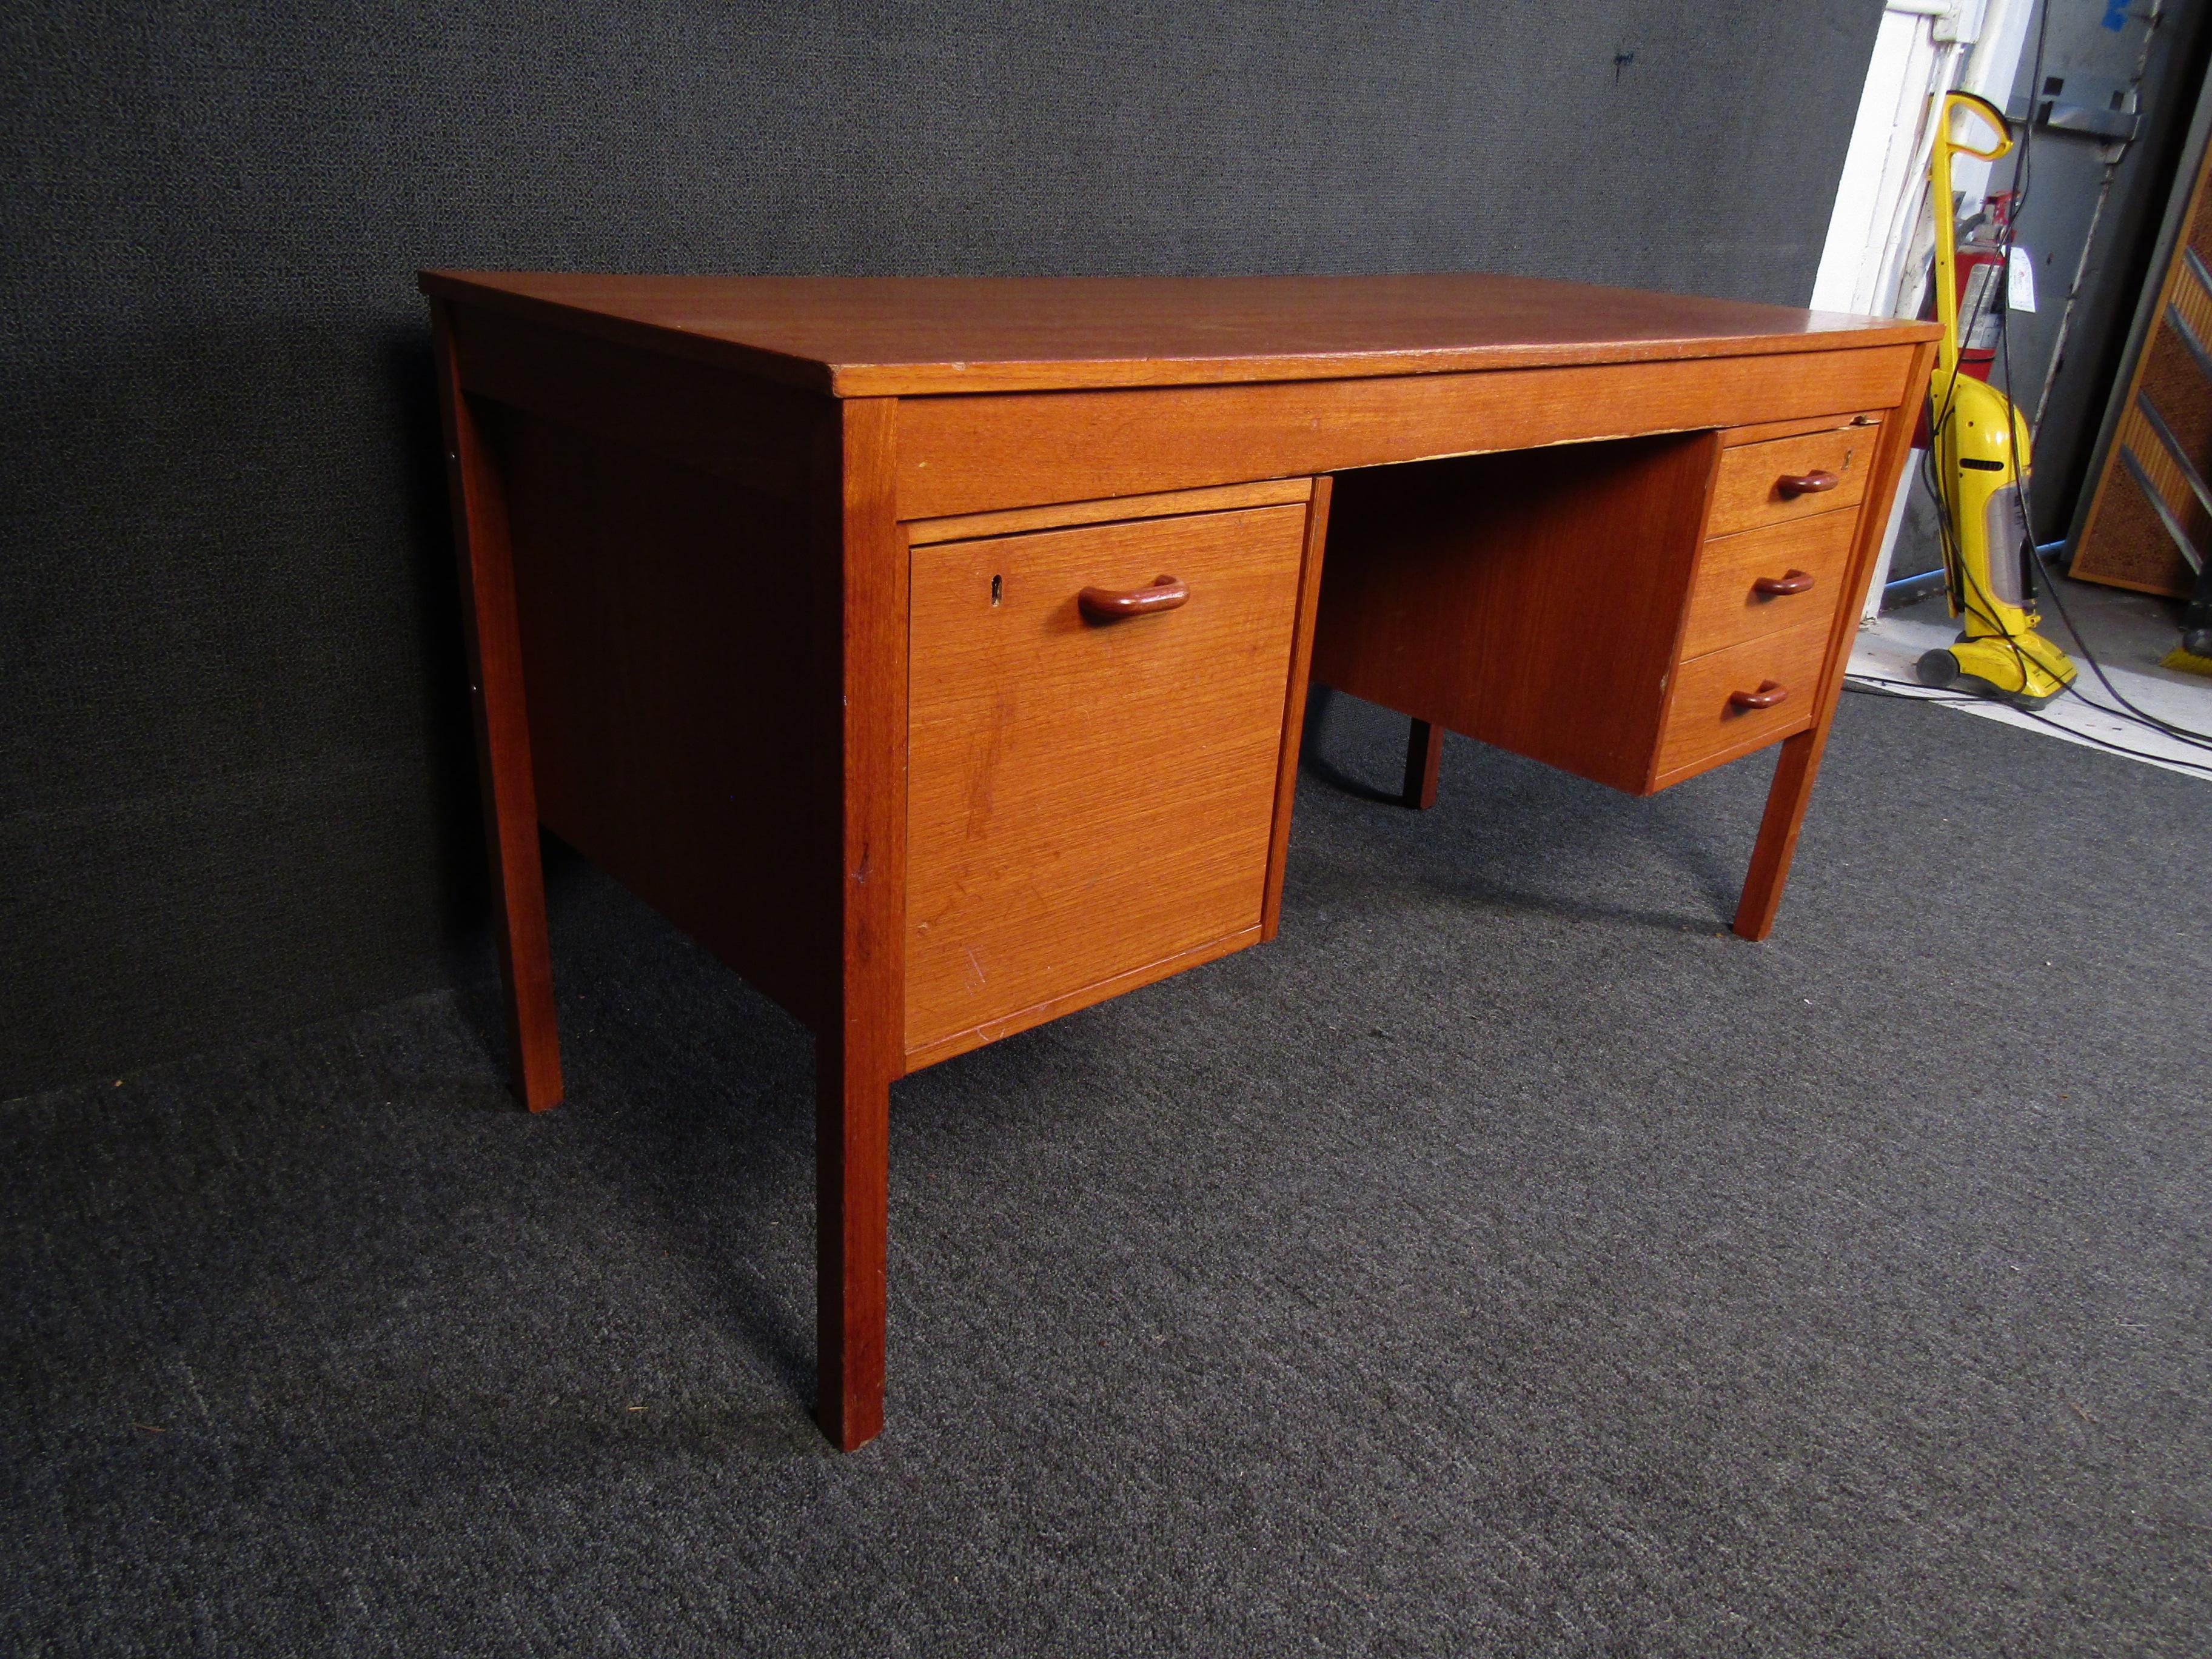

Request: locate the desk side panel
(457, 306), (820, 500)
(893, 346), (1919, 520)
(495, 404), (840, 1030)
(1312, 434), (1717, 794)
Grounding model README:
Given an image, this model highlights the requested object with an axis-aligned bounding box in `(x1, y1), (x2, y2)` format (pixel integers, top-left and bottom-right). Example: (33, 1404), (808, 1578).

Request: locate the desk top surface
(421, 270), (1937, 398)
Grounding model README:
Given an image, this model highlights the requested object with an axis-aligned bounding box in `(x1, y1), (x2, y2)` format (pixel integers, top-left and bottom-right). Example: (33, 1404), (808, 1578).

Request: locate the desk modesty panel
(420, 272), (1940, 1450)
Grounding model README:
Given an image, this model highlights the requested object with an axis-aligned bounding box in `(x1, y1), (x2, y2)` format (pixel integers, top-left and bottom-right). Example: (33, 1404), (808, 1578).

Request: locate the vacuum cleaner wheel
(1915, 648), (1961, 690)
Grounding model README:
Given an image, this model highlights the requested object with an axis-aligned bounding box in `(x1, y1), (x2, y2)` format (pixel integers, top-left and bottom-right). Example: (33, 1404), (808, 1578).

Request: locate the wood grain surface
(1312, 434), (1717, 795)
(1731, 338), (1938, 939)
(1260, 477), (1333, 942)
(1706, 425), (1877, 537)
(814, 397), (907, 1454)
(1401, 719), (1445, 811)
(421, 270), (1938, 397)
(454, 305), (819, 500)
(1720, 410), (1883, 447)
(906, 478), (1312, 544)
(905, 504), (1307, 1056)
(1652, 620), (1828, 783)
(431, 301), (563, 1113)
(893, 346), (1918, 519)
(902, 928), (1263, 1073)
(1679, 509), (1858, 659)
(428, 270), (1940, 1454)
(501, 410), (838, 1029)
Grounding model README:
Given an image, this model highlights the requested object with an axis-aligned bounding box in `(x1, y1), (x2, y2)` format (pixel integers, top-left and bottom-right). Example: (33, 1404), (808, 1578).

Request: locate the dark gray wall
(1, 2), (1885, 1099)
(2006, 0), (2212, 541)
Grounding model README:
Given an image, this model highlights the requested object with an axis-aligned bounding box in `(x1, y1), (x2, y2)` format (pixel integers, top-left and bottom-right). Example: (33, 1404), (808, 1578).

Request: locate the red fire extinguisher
(1915, 188), (2015, 444)
(1944, 188), (2015, 383)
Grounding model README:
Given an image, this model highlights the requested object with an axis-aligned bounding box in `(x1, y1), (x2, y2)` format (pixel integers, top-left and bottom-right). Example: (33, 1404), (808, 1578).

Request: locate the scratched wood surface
(420, 270), (1936, 397)
(891, 346), (1920, 519)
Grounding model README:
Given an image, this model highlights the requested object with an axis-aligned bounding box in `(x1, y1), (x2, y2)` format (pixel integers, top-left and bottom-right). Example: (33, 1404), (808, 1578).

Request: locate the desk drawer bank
(421, 272), (1939, 1449)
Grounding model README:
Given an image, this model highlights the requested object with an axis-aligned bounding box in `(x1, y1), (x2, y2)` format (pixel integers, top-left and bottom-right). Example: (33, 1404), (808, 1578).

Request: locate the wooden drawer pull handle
(1752, 569), (1817, 597)
(1776, 469), (1839, 497)
(1078, 574), (1188, 622)
(1728, 680), (1790, 711)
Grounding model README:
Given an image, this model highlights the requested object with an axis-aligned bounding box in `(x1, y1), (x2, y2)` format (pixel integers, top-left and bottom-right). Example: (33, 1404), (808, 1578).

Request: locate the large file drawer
(905, 503), (1309, 1059)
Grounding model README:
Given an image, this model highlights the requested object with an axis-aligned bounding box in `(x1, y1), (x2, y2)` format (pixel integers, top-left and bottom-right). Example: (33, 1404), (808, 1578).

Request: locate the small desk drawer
(1655, 618), (1828, 783)
(1680, 509), (1857, 659)
(905, 503), (1309, 1058)
(1709, 425), (1877, 537)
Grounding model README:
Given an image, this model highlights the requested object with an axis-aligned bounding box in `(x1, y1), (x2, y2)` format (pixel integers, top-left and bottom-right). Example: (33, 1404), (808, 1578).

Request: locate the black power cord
(1843, 673), (2212, 777)
(1880, 3), (2212, 773)
(1992, 1), (2212, 749)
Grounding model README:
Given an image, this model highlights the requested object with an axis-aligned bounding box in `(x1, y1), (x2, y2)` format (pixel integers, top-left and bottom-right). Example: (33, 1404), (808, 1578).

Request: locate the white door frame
(1813, 0), (2037, 617)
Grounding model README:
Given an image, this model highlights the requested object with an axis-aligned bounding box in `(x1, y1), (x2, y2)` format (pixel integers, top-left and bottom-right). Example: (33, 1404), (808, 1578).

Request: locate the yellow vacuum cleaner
(1914, 91), (2078, 708)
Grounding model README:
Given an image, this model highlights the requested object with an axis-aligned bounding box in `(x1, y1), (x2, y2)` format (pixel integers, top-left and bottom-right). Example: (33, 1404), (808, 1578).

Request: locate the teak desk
(420, 272), (1939, 1450)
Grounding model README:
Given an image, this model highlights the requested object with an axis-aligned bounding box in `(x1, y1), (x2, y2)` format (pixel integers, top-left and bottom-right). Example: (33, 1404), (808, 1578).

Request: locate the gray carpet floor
(5, 689), (2208, 1657)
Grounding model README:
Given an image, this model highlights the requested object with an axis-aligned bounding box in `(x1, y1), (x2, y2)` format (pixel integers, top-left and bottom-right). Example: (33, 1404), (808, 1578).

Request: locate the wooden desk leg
(1261, 477), (1332, 942)
(431, 301), (562, 1113)
(1733, 729), (1822, 941)
(1402, 718), (1444, 810)
(817, 1039), (890, 1451)
(815, 397), (905, 1452)
(1737, 337), (1934, 944)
